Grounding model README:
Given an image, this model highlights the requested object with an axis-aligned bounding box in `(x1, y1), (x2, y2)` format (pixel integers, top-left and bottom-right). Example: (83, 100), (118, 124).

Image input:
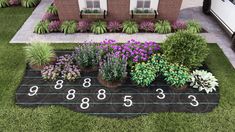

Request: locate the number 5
(123, 96), (133, 107)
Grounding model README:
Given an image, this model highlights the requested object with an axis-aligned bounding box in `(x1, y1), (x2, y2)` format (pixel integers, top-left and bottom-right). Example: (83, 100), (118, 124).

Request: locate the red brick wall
(54, 0), (182, 22)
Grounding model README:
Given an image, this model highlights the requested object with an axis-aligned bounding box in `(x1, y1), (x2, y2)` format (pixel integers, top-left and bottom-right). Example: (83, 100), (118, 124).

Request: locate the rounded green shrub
(24, 42), (55, 66)
(163, 31), (209, 68)
(186, 20), (201, 33)
(131, 62), (157, 87)
(34, 20), (50, 34)
(21, 0), (40, 8)
(154, 20), (171, 34)
(0, 0), (9, 8)
(163, 63), (190, 88)
(61, 20), (77, 34)
(91, 20), (107, 34)
(122, 20), (138, 34)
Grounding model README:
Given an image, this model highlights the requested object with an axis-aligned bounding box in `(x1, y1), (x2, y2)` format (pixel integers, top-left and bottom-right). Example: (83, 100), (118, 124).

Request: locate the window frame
(136, 0), (151, 10)
(86, 0), (101, 10)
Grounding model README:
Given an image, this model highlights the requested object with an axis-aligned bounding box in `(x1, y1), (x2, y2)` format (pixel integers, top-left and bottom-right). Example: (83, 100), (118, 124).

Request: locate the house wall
(54, 0), (182, 23)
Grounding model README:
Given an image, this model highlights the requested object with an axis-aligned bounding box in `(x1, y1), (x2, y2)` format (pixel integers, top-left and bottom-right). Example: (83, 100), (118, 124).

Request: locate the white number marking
(156, 88), (165, 100)
(123, 95), (133, 107)
(97, 89), (106, 100)
(80, 97), (90, 109)
(54, 80), (64, 89)
(188, 95), (199, 107)
(66, 89), (76, 100)
(28, 86), (39, 96)
(83, 78), (91, 88)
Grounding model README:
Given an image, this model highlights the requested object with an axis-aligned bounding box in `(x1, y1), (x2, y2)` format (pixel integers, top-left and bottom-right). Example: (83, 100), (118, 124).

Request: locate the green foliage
(163, 31), (209, 68)
(47, 5), (58, 15)
(154, 20), (171, 34)
(148, 54), (168, 73)
(163, 63), (190, 88)
(186, 20), (201, 33)
(21, 0), (40, 8)
(0, 0), (9, 8)
(60, 20), (77, 34)
(34, 20), (50, 34)
(122, 20), (138, 34)
(131, 62), (157, 87)
(74, 44), (102, 68)
(90, 20), (107, 34)
(99, 55), (127, 82)
(24, 42), (55, 66)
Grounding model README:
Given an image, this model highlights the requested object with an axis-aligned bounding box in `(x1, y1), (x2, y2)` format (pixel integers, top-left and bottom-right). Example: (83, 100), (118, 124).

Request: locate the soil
(97, 73), (124, 89)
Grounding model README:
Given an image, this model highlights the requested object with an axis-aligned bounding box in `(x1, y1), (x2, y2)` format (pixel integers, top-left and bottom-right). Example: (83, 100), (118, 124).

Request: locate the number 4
(123, 96), (133, 107)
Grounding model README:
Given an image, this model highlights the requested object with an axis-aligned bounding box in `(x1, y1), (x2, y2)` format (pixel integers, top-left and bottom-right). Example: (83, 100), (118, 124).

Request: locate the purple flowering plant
(107, 21), (122, 32)
(61, 64), (81, 81)
(41, 65), (61, 81)
(48, 20), (61, 32)
(171, 20), (187, 31)
(42, 12), (57, 21)
(77, 21), (90, 32)
(139, 21), (154, 32)
(100, 39), (160, 65)
(9, 0), (20, 5)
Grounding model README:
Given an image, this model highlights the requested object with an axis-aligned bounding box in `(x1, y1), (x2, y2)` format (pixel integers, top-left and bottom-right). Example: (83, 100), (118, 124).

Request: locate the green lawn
(0, 7), (235, 132)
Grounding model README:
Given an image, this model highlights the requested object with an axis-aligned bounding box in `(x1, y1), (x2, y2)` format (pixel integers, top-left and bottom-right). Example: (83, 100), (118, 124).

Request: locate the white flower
(190, 70), (218, 94)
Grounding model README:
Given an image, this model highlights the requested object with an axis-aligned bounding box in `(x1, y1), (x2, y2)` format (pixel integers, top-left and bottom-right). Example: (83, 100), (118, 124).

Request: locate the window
(86, 0), (100, 9)
(137, 0), (151, 9)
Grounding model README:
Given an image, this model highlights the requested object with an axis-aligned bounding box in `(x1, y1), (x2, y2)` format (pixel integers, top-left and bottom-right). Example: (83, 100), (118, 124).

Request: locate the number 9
(28, 86), (39, 96)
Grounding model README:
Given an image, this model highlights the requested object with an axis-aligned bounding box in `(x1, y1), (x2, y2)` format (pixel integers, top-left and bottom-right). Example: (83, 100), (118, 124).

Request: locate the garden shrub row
(25, 31), (218, 94)
(0, 0), (40, 8)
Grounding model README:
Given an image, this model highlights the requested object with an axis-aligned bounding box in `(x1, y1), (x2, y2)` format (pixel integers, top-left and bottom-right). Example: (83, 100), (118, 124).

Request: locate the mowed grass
(0, 7), (235, 132)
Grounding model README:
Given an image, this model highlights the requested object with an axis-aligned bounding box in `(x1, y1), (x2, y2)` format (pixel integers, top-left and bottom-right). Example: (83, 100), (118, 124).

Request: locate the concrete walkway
(10, 0), (235, 68)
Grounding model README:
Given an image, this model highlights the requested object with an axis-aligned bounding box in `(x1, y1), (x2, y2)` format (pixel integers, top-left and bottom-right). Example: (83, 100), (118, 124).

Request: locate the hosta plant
(190, 70), (218, 94)
(163, 63), (190, 88)
(99, 54), (127, 82)
(131, 62), (157, 87)
(91, 20), (107, 34)
(34, 20), (50, 34)
(0, 0), (9, 7)
(77, 21), (90, 32)
(21, 0), (40, 8)
(186, 20), (201, 33)
(73, 44), (102, 69)
(163, 31), (209, 68)
(107, 21), (122, 32)
(47, 5), (58, 15)
(9, 0), (20, 5)
(24, 42), (55, 67)
(154, 20), (171, 34)
(60, 20), (77, 34)
(122, 20), (138, 34)
(61, 65), (81, 81)
(41, 65), (61, 81)
(172, 20), (186, 31)
(48, 20), (61, 32)
(139, 21), (154, 32)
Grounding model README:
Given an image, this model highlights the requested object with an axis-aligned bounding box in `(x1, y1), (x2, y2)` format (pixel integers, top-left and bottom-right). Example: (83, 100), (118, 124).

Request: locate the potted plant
(24, 42), (56, 70)
(163, 63), (190, 91)
(73, 44), (102, 72)
(98, 54), (127, 88)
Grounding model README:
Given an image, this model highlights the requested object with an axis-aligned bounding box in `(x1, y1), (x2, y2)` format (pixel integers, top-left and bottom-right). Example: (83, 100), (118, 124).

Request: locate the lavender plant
(107, 21), (122, 32)
(73, 44), (102, 68)
(139, 21), (154, 32)
(77, 21), (90, 32)
(56, 54), (74, 68)
(99, 54), (127, 82)
(41, 65), (61, 81)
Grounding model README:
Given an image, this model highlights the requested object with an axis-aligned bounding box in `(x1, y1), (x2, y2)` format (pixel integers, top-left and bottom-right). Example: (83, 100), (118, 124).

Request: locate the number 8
(97, 89), (106, 100)
(54, 80), (63, 89)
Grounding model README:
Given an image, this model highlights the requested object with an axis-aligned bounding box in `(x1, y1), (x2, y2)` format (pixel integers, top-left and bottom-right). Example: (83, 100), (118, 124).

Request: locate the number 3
(188, 95), (199, 107)
(156, 88), (165, 100)
(123, 96), (133, 107)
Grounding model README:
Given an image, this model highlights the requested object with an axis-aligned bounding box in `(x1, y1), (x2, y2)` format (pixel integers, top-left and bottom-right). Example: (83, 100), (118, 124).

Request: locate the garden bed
(16, 50), (219, 118)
